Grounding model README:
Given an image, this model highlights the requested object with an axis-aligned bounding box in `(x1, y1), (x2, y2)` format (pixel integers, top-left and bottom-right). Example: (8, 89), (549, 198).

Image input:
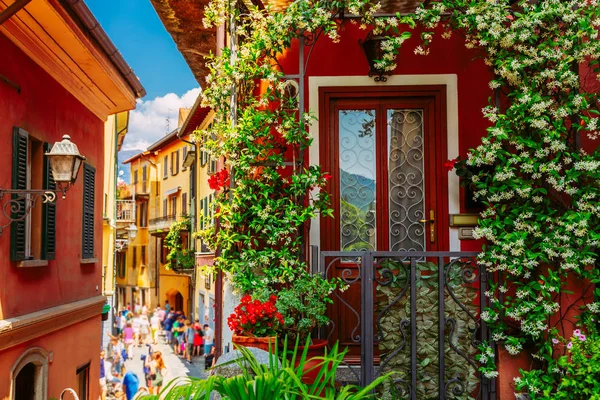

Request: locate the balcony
(116, 200), (136, 222)
(149, 214), (186, 233)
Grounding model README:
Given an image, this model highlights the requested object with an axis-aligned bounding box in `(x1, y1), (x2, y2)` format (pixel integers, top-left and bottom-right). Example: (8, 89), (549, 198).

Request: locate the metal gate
(313, 249), (496, 400)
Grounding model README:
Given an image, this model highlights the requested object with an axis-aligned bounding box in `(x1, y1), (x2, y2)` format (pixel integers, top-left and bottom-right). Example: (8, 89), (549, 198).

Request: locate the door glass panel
(339, 110), (376, 252)
(387, 109), (425, 251)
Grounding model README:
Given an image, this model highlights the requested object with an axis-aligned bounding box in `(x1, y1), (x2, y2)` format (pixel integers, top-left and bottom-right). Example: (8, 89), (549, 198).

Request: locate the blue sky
(86, 0), (197, 99)
(87, 0), (201, 152)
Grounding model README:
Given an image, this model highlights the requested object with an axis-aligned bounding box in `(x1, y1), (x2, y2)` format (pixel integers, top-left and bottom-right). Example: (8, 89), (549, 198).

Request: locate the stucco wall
(0, 316), (102, 399)
(0, 32), (104, 319)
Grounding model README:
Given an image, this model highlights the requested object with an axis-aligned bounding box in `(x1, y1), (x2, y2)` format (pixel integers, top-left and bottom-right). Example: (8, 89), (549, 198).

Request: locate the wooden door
(319, 86), (449, 359)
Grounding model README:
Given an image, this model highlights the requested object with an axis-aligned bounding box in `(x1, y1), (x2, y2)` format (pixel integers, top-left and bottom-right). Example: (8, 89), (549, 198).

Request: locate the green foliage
(164, 216), (195, 271)
(515, 313), (600, 399)
(137, 338), (392, 400)
(376, 261), (478, 399)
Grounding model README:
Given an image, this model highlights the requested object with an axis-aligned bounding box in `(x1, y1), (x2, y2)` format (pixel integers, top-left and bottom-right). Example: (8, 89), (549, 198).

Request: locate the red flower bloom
(227, 295), (283, 337)
(208, 169), (230, 191)
(323, 173), (333, 181)
(444, 158), (458, 172)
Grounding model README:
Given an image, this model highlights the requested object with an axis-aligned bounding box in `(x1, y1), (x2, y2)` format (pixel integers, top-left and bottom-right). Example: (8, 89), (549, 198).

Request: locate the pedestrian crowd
(99, 300), (216, 400)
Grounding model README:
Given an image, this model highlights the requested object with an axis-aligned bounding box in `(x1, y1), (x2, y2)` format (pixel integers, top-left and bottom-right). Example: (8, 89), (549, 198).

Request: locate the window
(82, 163), (95, 260)
(163, 199), (167, 217)
(141, 246), (146, 266)
(76, 362), (90, 400)
(133, 169), (138, 185)
(142, 165), (147, 193)
(171, 196), (177, 217)
(171, 150), (180, 176)
(182, 146), (188, 170)
(139, 202), (148, 228)
(11, 128), (56, 262)
(117, 252), (126, 278)
(133, 246), (137, 268)
(182, 193), (187, 215)
(163, 155), (168, 179)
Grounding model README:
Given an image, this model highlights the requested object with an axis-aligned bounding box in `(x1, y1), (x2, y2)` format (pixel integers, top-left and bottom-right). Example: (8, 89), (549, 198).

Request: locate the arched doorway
(165, 288), (186, 315)
(175, 292), (184, 313)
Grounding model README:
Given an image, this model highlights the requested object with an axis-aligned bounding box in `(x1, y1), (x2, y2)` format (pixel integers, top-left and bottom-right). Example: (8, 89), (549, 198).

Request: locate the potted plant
(228, 294), (284, 352)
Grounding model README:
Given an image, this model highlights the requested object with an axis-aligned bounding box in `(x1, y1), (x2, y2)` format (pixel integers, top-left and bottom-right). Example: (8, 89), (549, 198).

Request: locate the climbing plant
(197, 0), (600, 393)
(164, 216), (195, 271)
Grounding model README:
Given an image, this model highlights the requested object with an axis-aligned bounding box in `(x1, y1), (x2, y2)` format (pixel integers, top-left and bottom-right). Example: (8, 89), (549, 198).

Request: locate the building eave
(0, 0), (145, 120)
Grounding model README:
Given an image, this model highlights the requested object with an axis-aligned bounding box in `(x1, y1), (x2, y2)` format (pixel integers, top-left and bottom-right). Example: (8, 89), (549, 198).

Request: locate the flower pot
(232, 334), (276, 352)
(295, 338), (329, 384)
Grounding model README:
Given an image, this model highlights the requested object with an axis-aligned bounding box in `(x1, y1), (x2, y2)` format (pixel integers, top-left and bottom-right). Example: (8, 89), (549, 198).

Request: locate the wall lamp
(359, 30), (392, 82)
(0, 135), (86, 235)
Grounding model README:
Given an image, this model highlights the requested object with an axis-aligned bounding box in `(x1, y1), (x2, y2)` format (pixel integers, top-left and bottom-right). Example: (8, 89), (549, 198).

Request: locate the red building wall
(279, 22), (492, 249)
(0, 32), (104, 398)
(0, 33), (104, 318)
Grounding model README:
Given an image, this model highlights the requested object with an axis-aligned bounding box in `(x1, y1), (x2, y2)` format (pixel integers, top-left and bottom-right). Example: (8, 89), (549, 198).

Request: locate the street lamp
(359, 30), (392, 82)
(0, 134), (86, 235)
(45, 134), (86, 197)
(126, 223), (138, 241)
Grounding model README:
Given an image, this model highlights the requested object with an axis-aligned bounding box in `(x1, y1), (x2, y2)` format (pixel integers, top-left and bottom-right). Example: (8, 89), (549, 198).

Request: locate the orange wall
(0, 33), (104, 319)
(0, 316), (102, 398)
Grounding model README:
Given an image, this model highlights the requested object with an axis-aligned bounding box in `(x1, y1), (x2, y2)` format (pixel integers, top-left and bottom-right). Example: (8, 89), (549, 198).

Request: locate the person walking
(193, 319), (204, 357)
(164, 300), (170, 315)
(121, 370), (140, 400)
(172, 316), (183, 356)
(132, 314), (141, 346)
(184, 320), (196, 363)
(203, 324), (214, 356)
(123, 322), (135, 359)
(139, 314), (150, 345)
(150, 312), (160, 345)
(148, 351), (166, 394)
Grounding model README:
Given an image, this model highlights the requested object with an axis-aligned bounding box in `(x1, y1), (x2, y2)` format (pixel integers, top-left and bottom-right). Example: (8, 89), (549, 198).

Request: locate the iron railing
(149, 214), (186, 231)
(313, 248), (495, 400)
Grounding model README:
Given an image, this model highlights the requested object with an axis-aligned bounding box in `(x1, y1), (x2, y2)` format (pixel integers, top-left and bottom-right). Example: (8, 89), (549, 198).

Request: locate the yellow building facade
(101, 111), (129, 325)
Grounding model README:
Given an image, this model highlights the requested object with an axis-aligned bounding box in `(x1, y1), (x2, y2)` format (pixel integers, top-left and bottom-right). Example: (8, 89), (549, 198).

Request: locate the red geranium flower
(208, 169), (230, 191)
(227, 295), (283, 337)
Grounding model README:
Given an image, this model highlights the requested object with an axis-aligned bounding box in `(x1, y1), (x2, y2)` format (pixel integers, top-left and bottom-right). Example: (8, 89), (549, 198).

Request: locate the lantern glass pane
(50, 155), (75, 183)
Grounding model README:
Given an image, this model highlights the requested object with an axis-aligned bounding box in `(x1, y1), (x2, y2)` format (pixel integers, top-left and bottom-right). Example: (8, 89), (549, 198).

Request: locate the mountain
(117, 149), (142, 183)
(340, 168), (376, 212)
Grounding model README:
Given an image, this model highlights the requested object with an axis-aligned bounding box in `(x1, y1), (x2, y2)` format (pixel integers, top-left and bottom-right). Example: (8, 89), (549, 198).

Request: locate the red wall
(0, 316), (102, 398)
(279, 22), (492, 252)
(0, 33), (104, 319)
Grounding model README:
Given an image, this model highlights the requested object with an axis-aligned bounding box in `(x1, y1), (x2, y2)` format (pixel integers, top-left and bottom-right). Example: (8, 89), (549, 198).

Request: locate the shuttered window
(11, 128), (28, 261)
(182, 147), (188, 171)
(10, 128), (57, 262)
(163, 199), (167, 217)
(182, 193), (187, 215)
(81, 163), (95, 260)
(163, 156), (168, 179)
(142, 165), (147, 193)
(42, 142), (56, 260)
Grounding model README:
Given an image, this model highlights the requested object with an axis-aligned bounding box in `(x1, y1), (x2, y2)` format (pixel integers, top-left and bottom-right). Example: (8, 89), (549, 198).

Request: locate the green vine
(197, 0), (600, 392)
(165, 216), (195, 271)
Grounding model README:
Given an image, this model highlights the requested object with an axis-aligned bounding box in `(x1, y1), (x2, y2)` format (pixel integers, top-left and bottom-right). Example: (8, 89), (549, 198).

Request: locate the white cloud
(121, 87), (201, 151)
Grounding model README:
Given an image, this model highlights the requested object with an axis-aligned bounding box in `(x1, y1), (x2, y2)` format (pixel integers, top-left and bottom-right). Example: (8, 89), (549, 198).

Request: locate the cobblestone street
(121, 337), (208, 393)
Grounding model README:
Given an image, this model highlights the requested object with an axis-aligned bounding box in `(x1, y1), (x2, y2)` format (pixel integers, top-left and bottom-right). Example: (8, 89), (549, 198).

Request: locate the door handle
(418, 210), (436, 243)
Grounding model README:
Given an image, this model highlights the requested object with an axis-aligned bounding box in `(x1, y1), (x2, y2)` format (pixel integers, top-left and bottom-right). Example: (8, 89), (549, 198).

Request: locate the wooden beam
(0, 0), (31, 25)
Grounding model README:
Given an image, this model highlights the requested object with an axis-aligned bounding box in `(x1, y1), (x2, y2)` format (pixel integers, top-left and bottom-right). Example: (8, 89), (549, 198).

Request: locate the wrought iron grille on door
(314, 249), (496, 400)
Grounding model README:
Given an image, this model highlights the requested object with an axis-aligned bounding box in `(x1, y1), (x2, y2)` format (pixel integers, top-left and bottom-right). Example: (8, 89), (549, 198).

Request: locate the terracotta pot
(294, 338), (329, 384)
(232, 334), (276, 352)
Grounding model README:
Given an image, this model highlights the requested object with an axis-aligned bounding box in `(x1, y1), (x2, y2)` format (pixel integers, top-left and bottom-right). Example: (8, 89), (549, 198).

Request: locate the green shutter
(11, 127), (28, 261)
(42, 142), (56, 260)
(81, 163), (95, 259)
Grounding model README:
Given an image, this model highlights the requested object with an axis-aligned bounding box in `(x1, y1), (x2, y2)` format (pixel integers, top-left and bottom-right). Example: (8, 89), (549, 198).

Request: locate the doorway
(319, 86), (449, 357)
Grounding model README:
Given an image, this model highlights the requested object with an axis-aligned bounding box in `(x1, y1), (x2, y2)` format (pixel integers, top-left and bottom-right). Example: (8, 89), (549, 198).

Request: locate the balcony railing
(149, 214), (186, 232)
(116, 200), (136, 222)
